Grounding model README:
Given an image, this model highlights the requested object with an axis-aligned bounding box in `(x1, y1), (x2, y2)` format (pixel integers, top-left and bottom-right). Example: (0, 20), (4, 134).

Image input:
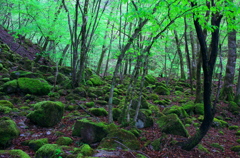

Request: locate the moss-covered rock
(154, 86), (170, 95)
(78, 144), (94, 156)
(35, 144), (62, 158)
(88, 75), (103, 86)
(0, 118), (20, 149)
(10, 70), (41, 79)
(162, 105), (188, 118)
(113, 108), (122, 121)
(132, 97), (149, 109)
(2, 79), (18, 93)
(0, 149), (31, 158)
(72, 118), (108, 144)
(95, 100), (108, 105)
(28, 138), (49, 151)
(228, 101), (240, 114)
(65, 93), (82, 101)
(182, 102), (204, 115)
(88, 107), (108, 116)
(229, 125), (239, 130)
(156, 114), (189, 137)
(56, 137), (73, 145)
(145, 74), (157, 85)
(147, 93), (159, 100)
(210, 143), (224, 151)
(135, 110), (153, 128)
(17, 78), (52, 95)
(27, 101), (64, 127)
(151, 138), (161, 151)
(73, 87), (87, 97)
(0, 100), (14, 108)
(231, 145), (240, 152)
(212, 118), (228, 128)
(98, 129), (140, 150)
(85, 102), (95, 108)
(175, 86), (184, 92)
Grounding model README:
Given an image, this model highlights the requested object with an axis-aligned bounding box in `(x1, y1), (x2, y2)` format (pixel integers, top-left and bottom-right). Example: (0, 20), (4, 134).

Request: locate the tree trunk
(174, 30), (186, 80)
(220, 25), (237, 101)
(235, 68), (240, 105)
(179, 1), (222, 150)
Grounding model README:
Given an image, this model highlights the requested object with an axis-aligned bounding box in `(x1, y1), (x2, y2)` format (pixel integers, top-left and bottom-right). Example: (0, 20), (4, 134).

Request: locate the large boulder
(72, 118), (108, 144)
(162, 105), (189, 118)
(0, 117), (20, 149)
(156, 114), (189, 137)
(0, 149), (31, 158)
(98, 129), (140, 150)
(35, 144), (62, 158)
(18, 78), (52, 95)
(27, 101), (64, 127)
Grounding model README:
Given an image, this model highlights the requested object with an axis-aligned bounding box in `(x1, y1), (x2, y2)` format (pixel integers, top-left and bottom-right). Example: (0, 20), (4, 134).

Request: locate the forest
(0, 0), (240, 157)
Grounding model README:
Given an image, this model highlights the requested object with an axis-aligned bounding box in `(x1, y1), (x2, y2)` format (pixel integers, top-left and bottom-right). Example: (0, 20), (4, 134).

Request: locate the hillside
(0, 28), (240, 158)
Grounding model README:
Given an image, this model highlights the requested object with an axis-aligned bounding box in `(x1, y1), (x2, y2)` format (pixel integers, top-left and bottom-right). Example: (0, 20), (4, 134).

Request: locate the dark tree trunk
(178, 1), (222, 150)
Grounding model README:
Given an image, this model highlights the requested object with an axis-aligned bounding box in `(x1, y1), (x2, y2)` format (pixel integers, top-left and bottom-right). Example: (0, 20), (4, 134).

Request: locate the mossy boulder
(85, 102), (95, 108)
(132, 97), (149, 109)
(73, 87), (87, 97)
(0, 149), (31, 158)
(135, 110), (153, 128)
(10, 70), (41, 79)
(156, 114), (189, 137)
(88, 75), (103, 86)
(72, 118), (108, 144)
(228, 101), (240, 114)
(154, 99), (170, 106)
(98, 129), (140, 150)
(113, 108), (122, 121)
(56, 137), (73, 145)
(147, 93), (159, 100)
(28, 138), (49, 151)
(0, 117), (20, 149)
(18, 78), (52, 95)
(0, 100), (14, 108)
(145, 74), (157, 85)
(88, 107), (108, 116)
(154, 86), (170, 95)
(231, 145), (240, 152)
(2, 79), (18, 93)
(95, 100), (108, 105)
(212, 118), (228, 128)
(175, 86), (184, 92)
(151, 138), (161, 151)
(162, 105), (188, 118)
(27, 101), (64, 127)
(78, 144), (94, 156)
(35, 144), (62, 158)
(182, 102), (204, 115)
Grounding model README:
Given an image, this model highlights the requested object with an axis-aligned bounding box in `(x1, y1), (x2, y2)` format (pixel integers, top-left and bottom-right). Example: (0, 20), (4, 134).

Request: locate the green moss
(79, 144), (94, 156)
(0, 119), (20, 148)
(72, 118), (108, 144)
(0, 149), (31, 158)
(145, 74), (157, 85)
(195, 103), (204, 115)
(85, 102), (95, 108)
(18, 78), (52, 95)
(98, 129), (140, 150)
(2, 80), (18, 93)
(88, 107), (108, 116)
(212, 118), (228, 128)
(228, 101), (240, 114)
(154, 86), (170, 95)
(235, 131), (240, 136)
(162, 105), (188, 118)
(151, 138), (161, 151)
(147, 93), (159, 100)
(236, 139), (240, 144)
(0, 100), (13, 108)
(0, 106), (12, 113)
(229, 125), (239, 130)
(210, 143), (224, 151)
(35, 144), (62, 158)
(197, 144), (209, 153)
(56, 137), (73, 145)
(231, 145), (240, 152)
(95, 100), (108, 105)
(156, 114), (189, 137)
(27, 101), (64, 127)
(28, 138), (48, 151)
(174, 91), (184, 96)
(88, 75), (103, 86)
(175, 86), (184, 92)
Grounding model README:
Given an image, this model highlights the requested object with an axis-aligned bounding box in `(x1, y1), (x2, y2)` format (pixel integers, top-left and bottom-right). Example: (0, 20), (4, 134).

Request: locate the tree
(178, 0), (223, 150)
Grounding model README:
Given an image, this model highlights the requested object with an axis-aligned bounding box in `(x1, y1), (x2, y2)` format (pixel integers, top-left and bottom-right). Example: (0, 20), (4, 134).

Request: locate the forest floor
(1, 27), (240, 158)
